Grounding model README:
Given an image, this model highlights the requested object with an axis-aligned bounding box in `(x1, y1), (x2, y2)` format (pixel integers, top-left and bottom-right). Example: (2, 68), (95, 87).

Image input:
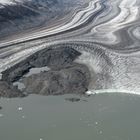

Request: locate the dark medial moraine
(0, 47), (91, 98)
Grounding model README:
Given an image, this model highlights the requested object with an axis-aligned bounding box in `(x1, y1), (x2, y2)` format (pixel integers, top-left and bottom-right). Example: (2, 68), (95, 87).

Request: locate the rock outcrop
(0, 81), (25, 98)
(1, 47), (91, 97)
(23, 63), (90, 95)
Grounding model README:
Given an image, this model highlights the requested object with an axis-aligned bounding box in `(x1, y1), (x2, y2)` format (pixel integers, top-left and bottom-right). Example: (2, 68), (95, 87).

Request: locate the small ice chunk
(0, 114), (4, 117)
(18, 107), (23, 111)
(99, 131), (103, 134)
(13, 82), (25, 90)
(95, 122), (98, 125)
(86, 90), (96, 95)
(22, 116), (25, 119)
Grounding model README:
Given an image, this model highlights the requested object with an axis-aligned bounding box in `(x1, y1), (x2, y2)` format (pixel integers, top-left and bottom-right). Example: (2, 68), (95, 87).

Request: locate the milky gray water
(0, 93), (140, 140)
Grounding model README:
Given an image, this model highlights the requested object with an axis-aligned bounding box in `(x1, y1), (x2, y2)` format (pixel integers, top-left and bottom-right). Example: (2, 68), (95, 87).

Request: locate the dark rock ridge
(1, 47), (91, 97)
(2, 47), (81, 82)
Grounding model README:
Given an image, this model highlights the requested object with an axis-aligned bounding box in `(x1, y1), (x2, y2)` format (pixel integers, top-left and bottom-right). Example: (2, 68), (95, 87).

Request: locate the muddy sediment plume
(0, 47), (91, 97)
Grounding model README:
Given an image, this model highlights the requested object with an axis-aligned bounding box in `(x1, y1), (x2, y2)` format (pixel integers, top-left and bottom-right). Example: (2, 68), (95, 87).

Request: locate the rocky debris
(2, 62), (32, 83)
(0, 81), (26, 98)
(1, 47), (91, 97)
(2, 47), (81, 83)
(23, 63), (90, 95)
(0, 106), (2, 110)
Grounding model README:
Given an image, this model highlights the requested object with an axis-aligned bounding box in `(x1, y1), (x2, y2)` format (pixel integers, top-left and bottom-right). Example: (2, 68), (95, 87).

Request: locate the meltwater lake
(0, 93), (140, 140)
